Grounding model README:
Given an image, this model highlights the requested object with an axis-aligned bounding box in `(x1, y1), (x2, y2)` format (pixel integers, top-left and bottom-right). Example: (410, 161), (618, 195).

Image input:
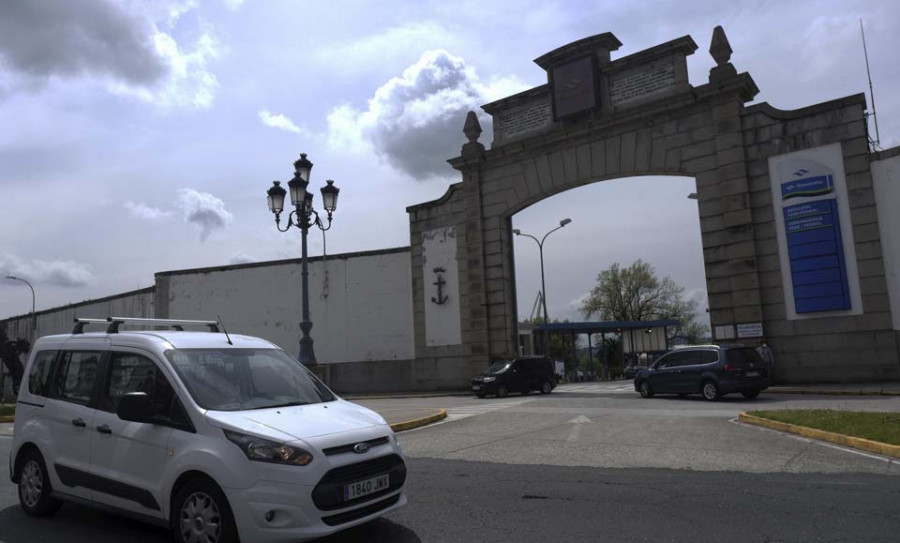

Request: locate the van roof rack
(72, 317), (220, 335)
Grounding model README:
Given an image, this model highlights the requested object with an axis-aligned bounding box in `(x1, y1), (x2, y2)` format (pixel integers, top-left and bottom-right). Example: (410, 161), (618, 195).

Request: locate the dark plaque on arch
(551, 56), (597, 119)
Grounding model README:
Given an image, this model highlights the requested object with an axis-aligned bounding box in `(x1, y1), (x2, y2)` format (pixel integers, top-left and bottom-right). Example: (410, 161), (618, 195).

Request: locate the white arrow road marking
(566, 414), (592, 442)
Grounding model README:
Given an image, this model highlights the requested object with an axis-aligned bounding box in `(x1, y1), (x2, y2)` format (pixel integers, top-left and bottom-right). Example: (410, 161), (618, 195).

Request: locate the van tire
(171, 477), (238, 543)
(496, 385), (509, 398)
(701, 381), (721, 402)
(16, 448), (62, 517)
(540, 381), (553, 394)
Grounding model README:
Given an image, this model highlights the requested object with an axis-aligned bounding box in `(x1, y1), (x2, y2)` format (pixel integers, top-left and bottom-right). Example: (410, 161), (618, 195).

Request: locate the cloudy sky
(1, 1), (898, 327)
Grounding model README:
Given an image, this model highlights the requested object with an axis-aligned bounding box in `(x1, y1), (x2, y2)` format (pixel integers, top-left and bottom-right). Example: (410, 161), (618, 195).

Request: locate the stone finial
(709, 25), (732, 66)
(463, 111), (482, 143)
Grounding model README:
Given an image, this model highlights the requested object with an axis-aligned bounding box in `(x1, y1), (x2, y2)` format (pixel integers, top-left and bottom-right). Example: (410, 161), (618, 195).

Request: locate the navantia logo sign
(780, 162), (834, 200)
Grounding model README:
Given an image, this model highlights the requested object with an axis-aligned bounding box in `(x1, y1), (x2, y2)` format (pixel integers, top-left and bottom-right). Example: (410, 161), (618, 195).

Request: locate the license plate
(472, 385), (481, 391)
(344, 474), (389, 501)
(746, 371), (760, 377)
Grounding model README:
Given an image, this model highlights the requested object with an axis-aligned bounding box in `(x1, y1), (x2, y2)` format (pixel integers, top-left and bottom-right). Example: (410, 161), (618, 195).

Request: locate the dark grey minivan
(471, 356), (556, 398)
(634, 345), (769, 401)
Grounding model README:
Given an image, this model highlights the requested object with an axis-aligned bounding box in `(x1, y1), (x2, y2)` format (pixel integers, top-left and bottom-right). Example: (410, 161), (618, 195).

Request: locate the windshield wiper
(254, 401), (310, 410)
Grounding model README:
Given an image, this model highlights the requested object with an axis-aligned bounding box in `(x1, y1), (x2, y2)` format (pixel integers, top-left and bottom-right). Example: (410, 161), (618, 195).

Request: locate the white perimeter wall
(164, 249), (414, 363)
(872, 151), (900, 330)
(1, 288), (155, 342)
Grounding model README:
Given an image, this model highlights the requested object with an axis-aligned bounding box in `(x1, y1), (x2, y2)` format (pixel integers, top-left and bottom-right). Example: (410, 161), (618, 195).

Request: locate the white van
(8, 317), (407, 543)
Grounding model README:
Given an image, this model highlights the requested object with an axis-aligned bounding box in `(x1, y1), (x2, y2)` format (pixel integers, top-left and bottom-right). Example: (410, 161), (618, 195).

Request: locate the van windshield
(165, 348), (335, 411)
(486, 360), (511, 374)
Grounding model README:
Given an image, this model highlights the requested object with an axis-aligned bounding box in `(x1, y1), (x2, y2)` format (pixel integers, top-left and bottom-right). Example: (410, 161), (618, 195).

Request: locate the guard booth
(531, 319), (679, 380)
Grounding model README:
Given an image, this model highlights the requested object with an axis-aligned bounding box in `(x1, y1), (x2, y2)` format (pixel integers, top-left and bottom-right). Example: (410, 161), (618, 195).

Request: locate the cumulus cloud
(326, 49), (527, 179)
(258, 109), (304, 134)
(176, 188), (233, 241)
(222, 0), (246, 10)
(0, 0), (220, 108)
(1, 254), (93, 287)
(229, 252), (255, 265)
(124, 201), (171, 220)
(313, 22), (461, 75)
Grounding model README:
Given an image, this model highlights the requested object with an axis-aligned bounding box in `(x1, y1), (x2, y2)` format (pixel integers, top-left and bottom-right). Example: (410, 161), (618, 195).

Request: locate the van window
(726, 348), (763, 368)
(27, 350), (57, 397)
(700, 351), (719, 364)
(104, 352), (190, 428)
(55, 351), (102, 405)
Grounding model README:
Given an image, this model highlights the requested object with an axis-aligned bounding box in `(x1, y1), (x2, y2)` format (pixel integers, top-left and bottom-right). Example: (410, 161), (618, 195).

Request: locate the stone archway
(407, 27), (899, 388)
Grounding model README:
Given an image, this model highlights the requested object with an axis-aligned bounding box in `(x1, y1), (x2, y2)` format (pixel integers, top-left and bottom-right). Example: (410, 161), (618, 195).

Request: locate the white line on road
(567, 423), (583, 442)
(729, 417), (896, 465)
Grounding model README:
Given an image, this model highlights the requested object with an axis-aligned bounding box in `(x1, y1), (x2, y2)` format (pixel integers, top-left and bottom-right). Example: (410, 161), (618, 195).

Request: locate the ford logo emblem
(353, 443), (369, 454)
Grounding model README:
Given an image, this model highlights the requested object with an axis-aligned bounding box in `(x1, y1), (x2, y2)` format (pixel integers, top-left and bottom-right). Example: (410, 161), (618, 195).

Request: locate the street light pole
(513, 218), (572, 355)
(5, 275), (35, 339)
(267, 153), (340, 365)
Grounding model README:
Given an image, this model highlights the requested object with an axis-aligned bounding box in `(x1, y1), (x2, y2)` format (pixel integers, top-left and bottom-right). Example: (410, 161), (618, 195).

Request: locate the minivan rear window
(726, 348), (764, 368)
(27, 350), (57, 397)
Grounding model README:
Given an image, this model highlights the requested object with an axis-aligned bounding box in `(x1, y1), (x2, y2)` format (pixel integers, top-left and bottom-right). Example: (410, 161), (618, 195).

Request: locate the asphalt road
(2, 383), (900, 542)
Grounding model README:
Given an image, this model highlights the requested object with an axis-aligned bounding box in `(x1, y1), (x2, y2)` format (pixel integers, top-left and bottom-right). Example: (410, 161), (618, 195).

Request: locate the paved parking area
(371, 382), (900, 474)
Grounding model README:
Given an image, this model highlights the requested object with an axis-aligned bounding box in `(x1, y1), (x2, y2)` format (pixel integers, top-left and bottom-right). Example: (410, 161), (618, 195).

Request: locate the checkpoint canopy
(532, 319), (680, 354)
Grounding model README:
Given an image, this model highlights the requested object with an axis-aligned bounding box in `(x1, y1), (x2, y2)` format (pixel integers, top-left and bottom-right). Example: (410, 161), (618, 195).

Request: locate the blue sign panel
(783, 199), (851, 313)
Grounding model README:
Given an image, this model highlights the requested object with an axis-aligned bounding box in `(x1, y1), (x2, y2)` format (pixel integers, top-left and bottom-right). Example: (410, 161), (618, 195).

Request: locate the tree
(580, 260), (707, 343)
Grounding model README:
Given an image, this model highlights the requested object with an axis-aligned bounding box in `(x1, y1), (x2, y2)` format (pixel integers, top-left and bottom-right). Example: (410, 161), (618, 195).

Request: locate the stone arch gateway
(406, 28), (900, 388)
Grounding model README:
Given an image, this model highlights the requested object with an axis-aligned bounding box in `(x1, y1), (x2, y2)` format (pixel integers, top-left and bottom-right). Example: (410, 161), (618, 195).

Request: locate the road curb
(390, 409), (447, 433)
(738, 412), (900, 459)
(767, 389), (900, 396)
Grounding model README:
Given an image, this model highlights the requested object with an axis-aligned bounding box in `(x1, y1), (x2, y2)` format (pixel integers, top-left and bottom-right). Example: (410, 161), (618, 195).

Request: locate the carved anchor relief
(431, 267), (449, 305)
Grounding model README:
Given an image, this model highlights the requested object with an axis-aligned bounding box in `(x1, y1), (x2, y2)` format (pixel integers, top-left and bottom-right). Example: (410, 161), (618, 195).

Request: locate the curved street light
(512, 218), (572, 324)
(5, 275), (35, 337)
(266, 153), (341, 365)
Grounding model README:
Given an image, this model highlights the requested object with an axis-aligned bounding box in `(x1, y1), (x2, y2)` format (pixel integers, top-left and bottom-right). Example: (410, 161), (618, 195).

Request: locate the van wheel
(496, 385), (509, 398)
(172, 478), (238, 543)
(639, 381), (654, 398)
(742, 390), (761, 399)
(540, 381), (553, 394)
(701, 381), (721, 402)
(476, 393), (486, 399)
(17, 449), (62, 517)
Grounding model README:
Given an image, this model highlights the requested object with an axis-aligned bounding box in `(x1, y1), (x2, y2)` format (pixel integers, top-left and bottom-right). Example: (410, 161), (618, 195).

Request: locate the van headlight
(224, 430), (313, 466)
(483, 376), (496, 383)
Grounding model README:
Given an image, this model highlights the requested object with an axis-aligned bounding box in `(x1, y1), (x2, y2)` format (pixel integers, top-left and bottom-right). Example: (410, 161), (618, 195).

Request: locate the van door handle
(71, 418), (86, 428)
(97, 424), (112, 434)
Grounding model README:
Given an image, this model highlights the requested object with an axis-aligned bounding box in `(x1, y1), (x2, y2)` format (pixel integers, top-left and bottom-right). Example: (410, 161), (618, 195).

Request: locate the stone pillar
(699, 27), (766, 341)
(456, 112), (492, 366)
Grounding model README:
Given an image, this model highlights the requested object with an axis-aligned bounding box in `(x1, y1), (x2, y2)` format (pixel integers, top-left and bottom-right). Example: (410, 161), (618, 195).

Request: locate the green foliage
(750, 409), (900, 446)
(580, 259), (707, 343)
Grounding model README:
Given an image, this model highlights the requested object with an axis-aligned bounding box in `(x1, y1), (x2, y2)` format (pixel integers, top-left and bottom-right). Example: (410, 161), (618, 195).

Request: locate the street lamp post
(5, 275), (35, 338)
(266, 153), (340, 365)
(513, 218), (572, 355)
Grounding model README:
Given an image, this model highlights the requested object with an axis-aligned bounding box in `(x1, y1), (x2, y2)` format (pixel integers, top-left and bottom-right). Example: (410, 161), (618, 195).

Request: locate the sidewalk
(767, 382), (900, 396)
(352, 402), (447, 432)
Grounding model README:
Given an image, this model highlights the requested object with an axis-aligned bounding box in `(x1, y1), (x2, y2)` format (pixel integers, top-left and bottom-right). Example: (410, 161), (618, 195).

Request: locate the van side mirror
(117, 392), (153, 423)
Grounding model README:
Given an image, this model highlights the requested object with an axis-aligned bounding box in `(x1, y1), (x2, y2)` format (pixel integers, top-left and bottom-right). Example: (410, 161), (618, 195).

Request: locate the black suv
(634, 345), (769, 401)
(471, 356), (556, 398)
